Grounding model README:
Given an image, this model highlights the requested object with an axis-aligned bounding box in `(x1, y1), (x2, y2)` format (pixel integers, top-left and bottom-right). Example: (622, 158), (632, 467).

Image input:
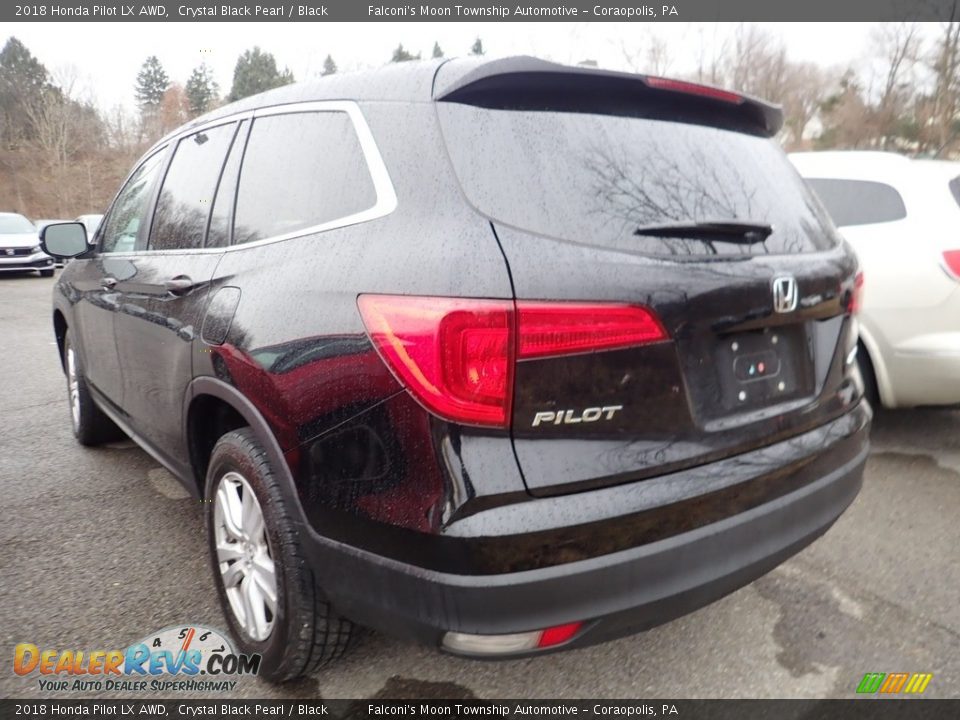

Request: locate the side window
(805, 178), (907, 228)
(949, 176), (960, 208)
(150, 123), (237, 251)
(99, 151), (166, 254)
(207, 120), (249, 248)
(233, 111), (377, 245)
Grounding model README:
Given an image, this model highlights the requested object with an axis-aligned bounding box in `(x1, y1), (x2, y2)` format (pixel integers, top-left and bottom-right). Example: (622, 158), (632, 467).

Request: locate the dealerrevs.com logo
(14, 625), (260, 693)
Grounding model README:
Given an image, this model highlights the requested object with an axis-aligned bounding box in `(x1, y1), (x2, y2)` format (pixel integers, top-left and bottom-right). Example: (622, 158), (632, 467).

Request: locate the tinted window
(207, 121), (249, 248)
(234, 111), (376, 245)
(950, 176), (960, 208)
(437, 104), (839, 256)
(150, 123), (237, 251)
(100, 151), (166, 254)
(804, 178), (907, 227)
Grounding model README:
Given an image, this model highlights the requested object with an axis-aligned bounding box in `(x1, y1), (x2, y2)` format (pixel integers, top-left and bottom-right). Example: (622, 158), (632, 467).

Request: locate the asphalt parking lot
(1, 271), (958, 700)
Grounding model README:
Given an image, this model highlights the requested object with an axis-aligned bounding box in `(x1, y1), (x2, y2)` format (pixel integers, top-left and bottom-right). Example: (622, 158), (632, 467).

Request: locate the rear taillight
(358, 295), (668, 427)
(847, 271), (864, 314)
(943, 250), (960, 280)
(644, 76), (743, 104)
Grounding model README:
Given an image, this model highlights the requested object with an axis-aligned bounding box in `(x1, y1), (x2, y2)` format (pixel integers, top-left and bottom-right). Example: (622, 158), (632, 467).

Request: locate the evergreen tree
(470, 37), (485, 56)
(134, 55), (169, 114)
(0, 36), (52, 143)
(321, 54), (337, 76)
(228, 47), (294, 102)
(184, 63), (219, 116)
(432, 42), (444, 59)
(391, 44), (420, 63)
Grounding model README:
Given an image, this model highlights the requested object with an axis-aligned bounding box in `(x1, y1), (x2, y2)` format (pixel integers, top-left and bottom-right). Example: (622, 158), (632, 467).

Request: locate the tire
(40, 268), (54, 277)
(856, 341), (881, 410)
(63, 330), (124, 445)
(205, 428), (355, 682)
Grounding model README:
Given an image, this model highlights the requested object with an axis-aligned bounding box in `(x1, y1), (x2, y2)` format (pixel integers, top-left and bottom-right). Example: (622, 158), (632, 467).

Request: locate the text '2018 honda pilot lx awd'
(41, 57), (870, 681)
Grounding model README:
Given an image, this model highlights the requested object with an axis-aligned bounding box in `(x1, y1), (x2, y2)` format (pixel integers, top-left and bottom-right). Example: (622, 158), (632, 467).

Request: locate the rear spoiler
(434, 56), (783, 138)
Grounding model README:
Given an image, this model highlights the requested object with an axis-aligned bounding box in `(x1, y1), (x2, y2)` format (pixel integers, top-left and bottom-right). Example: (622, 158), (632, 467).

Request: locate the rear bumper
(302, 402), (870, 655)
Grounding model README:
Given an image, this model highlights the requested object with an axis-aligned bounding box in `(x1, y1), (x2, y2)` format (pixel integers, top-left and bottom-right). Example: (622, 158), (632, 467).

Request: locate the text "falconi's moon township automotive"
(366, 5), (679, 18)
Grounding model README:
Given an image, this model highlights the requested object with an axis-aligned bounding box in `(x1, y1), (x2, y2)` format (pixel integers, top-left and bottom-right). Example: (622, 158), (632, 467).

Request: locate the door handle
(164, 276), (195, 296)
(101, 277), (117, 290)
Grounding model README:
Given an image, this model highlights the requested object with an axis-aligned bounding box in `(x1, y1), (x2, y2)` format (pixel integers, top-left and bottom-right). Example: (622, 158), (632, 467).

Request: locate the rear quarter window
(804, 178), (907, 227)
(233, 111), (377, 245)
(950, 176), (960, 208)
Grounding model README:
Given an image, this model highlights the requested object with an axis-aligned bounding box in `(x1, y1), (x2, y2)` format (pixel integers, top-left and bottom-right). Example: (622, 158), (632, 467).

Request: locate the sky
(4, 22), (946, 112)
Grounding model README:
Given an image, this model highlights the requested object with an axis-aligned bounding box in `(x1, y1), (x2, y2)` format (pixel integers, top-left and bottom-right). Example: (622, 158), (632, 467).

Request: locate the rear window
(804, 178), (907, 227)
(437, 105), (839, 256)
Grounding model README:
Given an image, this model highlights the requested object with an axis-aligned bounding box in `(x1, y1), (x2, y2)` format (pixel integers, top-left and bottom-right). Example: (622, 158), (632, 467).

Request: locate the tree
(924, 21), (960, 156)
(321, 54), (337, 76)
(470, 37), (485, 56)
(134, 55), (169, 114)
(391, 43), (419, 63)
(432, 42), (444, 59)
(228, 47), (294, 102)
(185, 63), (219, 117)
(160, 83), (189, 132)
(0, 36), (52, 144)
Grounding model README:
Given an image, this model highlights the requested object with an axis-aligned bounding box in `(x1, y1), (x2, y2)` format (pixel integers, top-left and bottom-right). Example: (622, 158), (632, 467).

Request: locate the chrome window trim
(105, 100), (397, 257)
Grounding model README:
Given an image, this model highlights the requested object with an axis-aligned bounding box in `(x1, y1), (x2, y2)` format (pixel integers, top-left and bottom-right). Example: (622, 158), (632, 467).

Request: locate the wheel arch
(184, 377), (303, 520)
(52, 309), (68, 371)
(857, 323), (894, 408)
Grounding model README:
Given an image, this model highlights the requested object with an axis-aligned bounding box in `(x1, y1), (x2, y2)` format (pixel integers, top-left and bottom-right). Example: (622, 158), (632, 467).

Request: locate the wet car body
(48, 57), (869, 667)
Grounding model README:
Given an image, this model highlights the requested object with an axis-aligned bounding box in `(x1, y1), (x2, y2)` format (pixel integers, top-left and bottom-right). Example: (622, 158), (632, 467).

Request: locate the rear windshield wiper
(633, 220), (773, 243)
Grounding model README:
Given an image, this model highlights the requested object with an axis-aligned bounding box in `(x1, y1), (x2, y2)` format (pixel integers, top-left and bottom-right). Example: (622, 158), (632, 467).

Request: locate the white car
(74, 213), (104, 242)
(790, 151), (960, 408)
(0, 212), (56, 277)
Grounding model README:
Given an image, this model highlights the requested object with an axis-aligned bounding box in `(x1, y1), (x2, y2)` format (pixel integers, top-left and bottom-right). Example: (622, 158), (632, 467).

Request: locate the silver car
(0, 213), (55, 277)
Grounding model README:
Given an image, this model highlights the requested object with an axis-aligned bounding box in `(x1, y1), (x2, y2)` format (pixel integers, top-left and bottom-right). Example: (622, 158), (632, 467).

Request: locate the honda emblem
(772, 275), (798, 313)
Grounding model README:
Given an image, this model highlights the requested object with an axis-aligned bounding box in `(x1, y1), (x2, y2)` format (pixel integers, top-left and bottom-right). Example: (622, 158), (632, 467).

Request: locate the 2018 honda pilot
(41, 57), (870, 681)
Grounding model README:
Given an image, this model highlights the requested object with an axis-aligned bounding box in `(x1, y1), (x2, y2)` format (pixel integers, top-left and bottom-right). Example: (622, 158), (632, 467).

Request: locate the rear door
(436, 71), (861, 496)
(112, 120), (241, 465)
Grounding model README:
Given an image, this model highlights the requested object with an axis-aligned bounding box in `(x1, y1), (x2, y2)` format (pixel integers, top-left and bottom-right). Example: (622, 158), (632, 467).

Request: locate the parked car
(791, 151), (960, 408)
(41, 57), (870, 681)
(34, 219), (71, 267)
(0, 212), (55, 277)
(74, 213), (103, 242)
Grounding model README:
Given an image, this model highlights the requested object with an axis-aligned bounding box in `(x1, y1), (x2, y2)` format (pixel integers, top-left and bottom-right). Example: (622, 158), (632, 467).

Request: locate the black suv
(41, 57), (870, 681)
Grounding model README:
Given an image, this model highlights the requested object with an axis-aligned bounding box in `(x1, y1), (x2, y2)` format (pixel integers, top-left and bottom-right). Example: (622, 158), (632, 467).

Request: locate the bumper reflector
(441, 622), (583, 655)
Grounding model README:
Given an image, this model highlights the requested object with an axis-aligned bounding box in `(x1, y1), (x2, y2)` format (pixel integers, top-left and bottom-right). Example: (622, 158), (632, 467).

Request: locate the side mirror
(41, 222), (89, 259)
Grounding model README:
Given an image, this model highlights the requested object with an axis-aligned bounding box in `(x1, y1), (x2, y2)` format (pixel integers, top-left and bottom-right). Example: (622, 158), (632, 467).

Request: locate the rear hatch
(435, 58), (861, 496)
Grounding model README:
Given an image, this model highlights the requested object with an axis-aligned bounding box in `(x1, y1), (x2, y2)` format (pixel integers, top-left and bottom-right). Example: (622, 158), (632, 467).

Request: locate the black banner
(1, 700), (960, 720)
(5, 0), (960, 22)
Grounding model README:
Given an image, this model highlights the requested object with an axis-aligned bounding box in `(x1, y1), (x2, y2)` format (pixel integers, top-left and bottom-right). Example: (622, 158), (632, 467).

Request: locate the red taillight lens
(357, 295), (514, 427)
(848, 271), (865, 314)
(358, 296), (669, 427)
(943, 250), (960, 280)
(517, 302), (667, 359)
(537, 622), (583, 648)
(644, 76), (743, 104)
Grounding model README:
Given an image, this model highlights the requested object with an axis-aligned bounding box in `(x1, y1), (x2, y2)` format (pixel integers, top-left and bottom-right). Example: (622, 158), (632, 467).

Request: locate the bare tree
(926, 20), (960, 156)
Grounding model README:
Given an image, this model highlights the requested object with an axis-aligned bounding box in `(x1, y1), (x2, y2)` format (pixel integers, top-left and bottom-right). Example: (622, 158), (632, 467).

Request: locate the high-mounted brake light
(358, 296), (669, 427)
(943, 250), (960, 280)
(644, 76), (743, 104)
